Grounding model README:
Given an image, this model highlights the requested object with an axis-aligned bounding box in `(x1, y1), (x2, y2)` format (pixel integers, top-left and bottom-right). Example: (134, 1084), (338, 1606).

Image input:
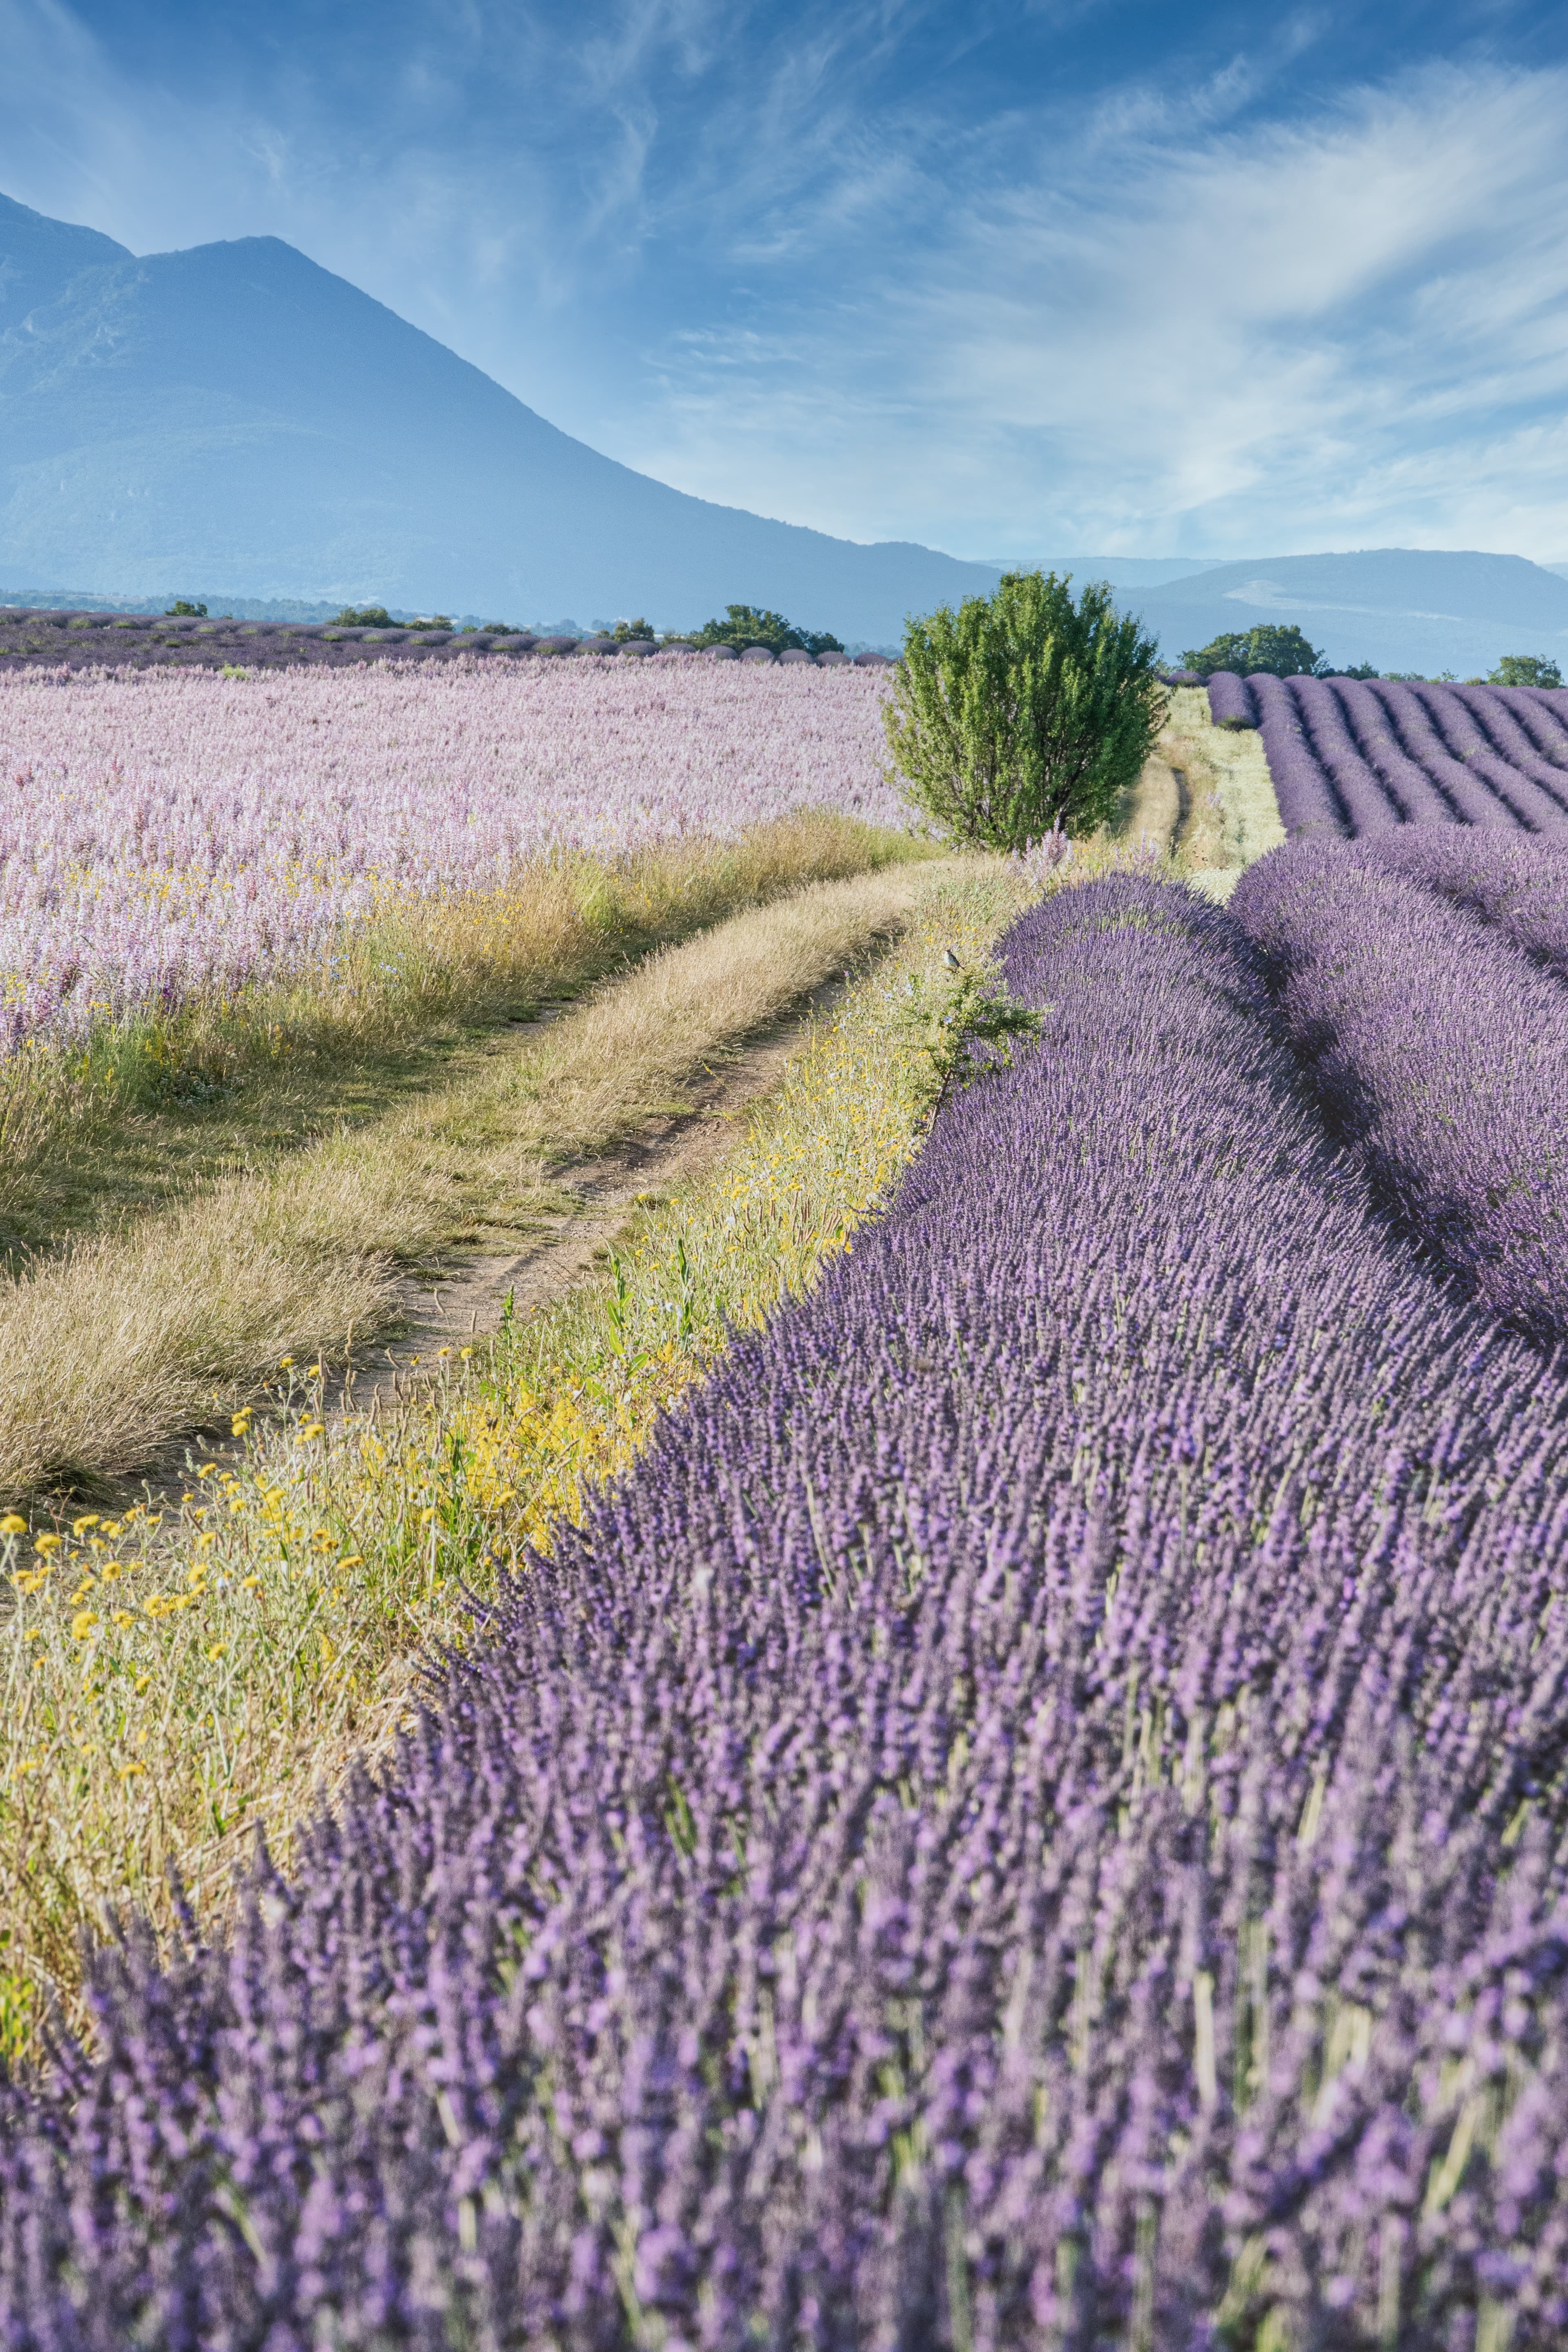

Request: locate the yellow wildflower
(0, 1515), (26, 1537)
(70, 1610), (99, 1642)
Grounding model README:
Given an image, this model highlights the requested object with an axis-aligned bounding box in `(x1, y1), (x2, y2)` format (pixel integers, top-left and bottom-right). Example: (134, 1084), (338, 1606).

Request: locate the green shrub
(1489, 654), (1564, 688)
(883, 571), (1163, 849)
(334, 604), (394, 628)
(686, 605), (844, 657)
(1180, 624), (1325, 679)
(164, 600), (207, 618)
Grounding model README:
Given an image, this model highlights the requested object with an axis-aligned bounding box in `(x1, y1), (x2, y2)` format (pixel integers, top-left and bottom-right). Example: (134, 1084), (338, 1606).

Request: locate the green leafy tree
(334, 604), (394, 628)
(1489, 654), (1564, 688)
(883, 571), (1163, 849)
(612, 617), (654, 642)
(1180, 624), (1326, 679)
(164, 600), (207, 618)
(688, 604), (844, 656)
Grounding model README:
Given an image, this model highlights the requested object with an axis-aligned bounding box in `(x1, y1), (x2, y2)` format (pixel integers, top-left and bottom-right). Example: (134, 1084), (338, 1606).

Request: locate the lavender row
(1360, 827), (1568, 981)
(1230, 840), (1568, 1341)
(9, 880), (1568, 2345)
(1208, 673), (1568, 836)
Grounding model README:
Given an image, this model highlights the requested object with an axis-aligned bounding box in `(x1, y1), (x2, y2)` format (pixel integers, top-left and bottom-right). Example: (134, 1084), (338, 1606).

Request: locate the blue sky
(3, 0), (1567, 561)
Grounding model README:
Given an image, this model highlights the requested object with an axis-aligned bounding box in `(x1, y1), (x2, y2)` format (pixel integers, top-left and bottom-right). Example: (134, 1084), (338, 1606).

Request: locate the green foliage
(883, 570), (1163, 849)
(1339, 662), (1380, 680)
(1489, 653), (1564, 688)
(895, 959), (1045, 1116)
(612, 618), (654, 643)
(687, 604), (845, 656)
(164, 600), (207, 618)
(1180, 625), (1325, 679)
(334, 605), (394, 628)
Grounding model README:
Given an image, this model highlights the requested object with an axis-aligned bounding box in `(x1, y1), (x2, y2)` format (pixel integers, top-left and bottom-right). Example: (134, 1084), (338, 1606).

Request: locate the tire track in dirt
(332, 975), (851, 1419)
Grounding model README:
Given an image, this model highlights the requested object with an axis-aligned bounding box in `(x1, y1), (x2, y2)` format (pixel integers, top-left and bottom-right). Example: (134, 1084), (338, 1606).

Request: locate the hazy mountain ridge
(1131, 550), (1568, 677)
(3, 194), (1565, 668)
(0, 194), (1009, 641)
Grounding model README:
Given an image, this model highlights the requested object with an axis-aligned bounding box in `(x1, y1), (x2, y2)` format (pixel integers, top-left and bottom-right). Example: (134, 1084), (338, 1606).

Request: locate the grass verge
(0, 810), (923, 1265)
(0, 856), (1031, 2056)
(0, 861), (931, 1506)
(1158, 682), (1285, 893)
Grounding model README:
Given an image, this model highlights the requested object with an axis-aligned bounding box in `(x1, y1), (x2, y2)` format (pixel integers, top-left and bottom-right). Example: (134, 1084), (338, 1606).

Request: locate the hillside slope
(1136, 549), (1568, 677)
(0, 194), (1003, 639)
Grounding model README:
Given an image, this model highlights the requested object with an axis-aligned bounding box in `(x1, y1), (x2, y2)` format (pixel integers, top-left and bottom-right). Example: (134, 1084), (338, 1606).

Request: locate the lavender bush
(1231, 840), (1568, 1340)
(1209, 675), (1568, 838)
(5, 880), (1568, 2345)
(1369, 826), (1568, 978)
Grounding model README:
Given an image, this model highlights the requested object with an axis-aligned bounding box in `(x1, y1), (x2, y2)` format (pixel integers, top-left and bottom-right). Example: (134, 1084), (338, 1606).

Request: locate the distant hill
(1132, 550), (1568, 678)
(983, 557), (1222, 589)
(0, 193), (1005, 642)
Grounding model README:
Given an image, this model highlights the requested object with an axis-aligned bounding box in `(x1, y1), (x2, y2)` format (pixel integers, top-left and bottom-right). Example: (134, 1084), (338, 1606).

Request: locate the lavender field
(1207, 672), (1568, 836)
(8, 870), (1568, 2347)
(0, 657), (898, 1051)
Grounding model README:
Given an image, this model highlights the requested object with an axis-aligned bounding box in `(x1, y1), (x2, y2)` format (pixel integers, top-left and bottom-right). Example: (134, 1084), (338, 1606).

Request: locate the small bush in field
(1489, 653), (1564, 688)
(1181, 624), (1326, 679)
(884, 570), (1163, 848)
(687, 605), (844, 656)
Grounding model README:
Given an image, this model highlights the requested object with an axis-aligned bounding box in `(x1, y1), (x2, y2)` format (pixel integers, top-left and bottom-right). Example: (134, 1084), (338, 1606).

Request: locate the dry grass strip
(0, 810), (915, 1261)
(0, 865), (927, 1503)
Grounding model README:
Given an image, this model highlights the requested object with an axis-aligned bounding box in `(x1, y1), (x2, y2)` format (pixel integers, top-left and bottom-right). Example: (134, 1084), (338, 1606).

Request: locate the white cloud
(628, 58), (1568, 558)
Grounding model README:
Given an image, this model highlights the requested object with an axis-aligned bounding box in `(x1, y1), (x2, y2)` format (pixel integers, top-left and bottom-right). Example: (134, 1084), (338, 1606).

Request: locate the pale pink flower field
(0, 655), (901, 1050)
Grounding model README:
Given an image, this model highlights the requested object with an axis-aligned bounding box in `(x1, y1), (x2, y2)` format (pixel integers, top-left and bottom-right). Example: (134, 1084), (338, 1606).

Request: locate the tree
(688, 604), (844, 656)
(165, 600), (207, 617)
(1180, 625), (1326, 679)
(883, 571), (1164, 849)
(612, 617), (654, 642)
(1489, 654), (1564, 688)
(334, 604), (394, 628)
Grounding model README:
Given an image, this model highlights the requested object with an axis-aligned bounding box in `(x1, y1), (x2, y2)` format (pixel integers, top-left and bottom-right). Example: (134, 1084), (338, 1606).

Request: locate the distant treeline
(1174, 623), (1563, 688)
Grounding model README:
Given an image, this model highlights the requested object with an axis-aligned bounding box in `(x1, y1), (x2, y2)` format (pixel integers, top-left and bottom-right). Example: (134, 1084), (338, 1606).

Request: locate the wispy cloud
(631, 55), (1568, 557)
(2, 2), (1567, 558)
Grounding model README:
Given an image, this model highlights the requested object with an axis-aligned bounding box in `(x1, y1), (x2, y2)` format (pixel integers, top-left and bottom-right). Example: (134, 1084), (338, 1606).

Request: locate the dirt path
(331, 978), (846, 1419)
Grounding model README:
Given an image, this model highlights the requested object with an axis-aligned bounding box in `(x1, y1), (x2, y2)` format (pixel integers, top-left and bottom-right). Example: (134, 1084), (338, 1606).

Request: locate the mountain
(1133, 550), (1568, 678)
(0, 193), (1006, 640)
(983, 557), (1223, 589)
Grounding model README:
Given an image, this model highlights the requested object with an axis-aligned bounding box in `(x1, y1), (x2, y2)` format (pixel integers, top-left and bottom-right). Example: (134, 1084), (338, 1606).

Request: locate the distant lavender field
(1207, 673), (1568, 835)
(0, 656), (899, 1052)
(0, 612), (890, 674)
